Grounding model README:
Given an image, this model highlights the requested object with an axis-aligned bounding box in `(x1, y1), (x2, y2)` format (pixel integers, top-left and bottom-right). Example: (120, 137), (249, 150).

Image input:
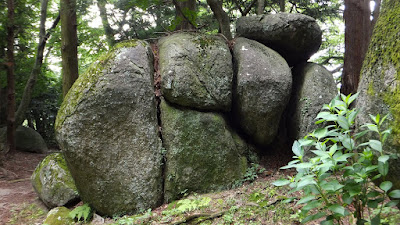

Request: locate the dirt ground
(0, 151), (48, 224)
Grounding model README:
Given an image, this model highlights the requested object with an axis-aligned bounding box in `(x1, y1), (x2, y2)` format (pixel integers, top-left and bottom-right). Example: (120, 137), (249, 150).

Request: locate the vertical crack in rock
(151, 42), (166, 202)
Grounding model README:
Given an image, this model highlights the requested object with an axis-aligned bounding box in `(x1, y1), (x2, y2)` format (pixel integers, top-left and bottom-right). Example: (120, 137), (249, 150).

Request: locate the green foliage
(112, 209), (152, 225)
(234, 163), (266, 187)
(162, 196), (212, 217)
(274, 93), (400, 224)
(69, 203), (94, 223)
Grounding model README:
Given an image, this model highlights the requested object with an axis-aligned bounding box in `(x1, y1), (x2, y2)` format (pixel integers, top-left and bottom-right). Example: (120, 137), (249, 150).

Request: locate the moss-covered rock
(42, 207), (74, 225)
(232, 38), (292, 147)
(160, 99), (248, 202)
(0, 126), (48, 153)
(31, 153), (79, 208)
(55, 40), (163, 216)
(287, 63), (337, 140)
(159, 33), (233, 112)
(356, 0), (400, 188)
(236, 13), (322, 66)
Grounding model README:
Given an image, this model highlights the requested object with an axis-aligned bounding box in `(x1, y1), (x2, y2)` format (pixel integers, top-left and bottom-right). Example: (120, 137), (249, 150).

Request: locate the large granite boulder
(55, 41), (163, 216)
(0, 126), (48, 153)
(355, 0), (400, 189)
(31, 153), (79, 208)
(236, 13), (322, 66)
(233, 38), (292, 146)
(160, 100), (247, 202)
(287, 63), (337, 140)
(159, 33), (233, 111)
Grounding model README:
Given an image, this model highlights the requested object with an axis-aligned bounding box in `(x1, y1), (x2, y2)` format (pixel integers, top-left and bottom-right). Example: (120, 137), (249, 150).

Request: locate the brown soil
(0, 151), (48, 224)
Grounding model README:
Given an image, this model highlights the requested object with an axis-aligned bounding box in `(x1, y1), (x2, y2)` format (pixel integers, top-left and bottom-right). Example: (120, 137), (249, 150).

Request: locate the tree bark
(6, 0), (16, 153)
(173, 0), (196, 30)
(341, 0), (371, 95)
(257, 0), (264, 15)
(97, 0), (115, 47)
(61, 0), (79, 97)
(371, 0), (381, 34)
(280, 0), (285, 12)
(206, 0), (232, 40)
(15, 0), (60, 126)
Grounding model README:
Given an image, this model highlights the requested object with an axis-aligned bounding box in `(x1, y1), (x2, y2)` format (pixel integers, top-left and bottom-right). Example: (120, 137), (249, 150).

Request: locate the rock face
(233, 38), (292, 146)
(31, 153), (79, 208)
(355, 0), (400, 189)
(236, 13), (322, 66)
(160, 100), (247, 202)
(288, 63), (337, 140)
(55, 41), (163, 216)
(159, 33), (233, 111)
(0, 126), (48, 153)
(43, 207), (75, 225)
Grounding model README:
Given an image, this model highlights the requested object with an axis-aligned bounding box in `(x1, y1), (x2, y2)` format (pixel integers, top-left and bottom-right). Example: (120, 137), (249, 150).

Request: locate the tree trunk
(61, 0), (79, 97)
(257, 0), (264, 15)
(341, 0), (371, 95)
(280, 0), (285, 12)
(6, 0), (16, 153)
(97, 0), (115, 47)
(173, 0), (196, 30)
(371, 0), (381, 34)
(15, 0), (60, 126)
(206, 0), (232, 40)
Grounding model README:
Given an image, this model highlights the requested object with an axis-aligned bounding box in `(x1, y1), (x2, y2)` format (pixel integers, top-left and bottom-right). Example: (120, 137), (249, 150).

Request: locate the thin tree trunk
(371, 0), (381, 34)
(257, 0), (264, 15)
(206, 0), (232, 40)
(6, 0), (16, 153)
(61, 0), (79, 97)
(280, 0), (285, 12)
(341, 0), (371, 95)
(97, 0), (115, 47)
(173, 0), (196, 30)
(15, 0), (60, 126)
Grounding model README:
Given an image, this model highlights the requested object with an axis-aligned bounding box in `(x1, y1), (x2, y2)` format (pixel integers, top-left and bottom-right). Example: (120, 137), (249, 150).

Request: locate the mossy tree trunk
(97, 0), (115, 47)
(206, 0), (232, 40)
(61, 0), (79, 97)
(173, 0), (196, 30)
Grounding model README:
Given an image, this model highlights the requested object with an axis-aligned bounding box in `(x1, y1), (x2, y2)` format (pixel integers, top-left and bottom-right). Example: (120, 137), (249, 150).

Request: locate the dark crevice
(151, 42), (166, 204)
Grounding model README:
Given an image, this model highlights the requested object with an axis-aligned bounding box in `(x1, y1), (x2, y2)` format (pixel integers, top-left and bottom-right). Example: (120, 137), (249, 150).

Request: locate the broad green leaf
(378, 155), (389, 163)
(282, 197), (296, 203)
(301, 200), (322, 211)
(380, 181), (393, 192)
(378, 161), (389, 176)
(347, 109), (358, 124)
(379, 114), (389, 127)
(385, 200), (399, 207)
(321, 180), (344, 192)
(337, 115), (350, 130)
(272, 179), (291, 186)
(328, 204), (348, 216)
(371, 215), (380, 225)
(301, 212), (326, 223)
(297, 177), (316, 188)
(354, 130), (368, 140)
(348, 92), (359, 105)
(367, 191), (381, 198)
(362, 123), (379, 132)
(328, 144), (338, 156)
(389, 190), (400, 198)
(296, 195), (315, 205)
(342, 193), (352, 205)
(313, 127), (328, 140)
(292, 140), (303, 157)
(321, 219), (334, 225)
(369, 114), (378, 124)
(369, 140), (382, 152)
(316, 111), (337, 121)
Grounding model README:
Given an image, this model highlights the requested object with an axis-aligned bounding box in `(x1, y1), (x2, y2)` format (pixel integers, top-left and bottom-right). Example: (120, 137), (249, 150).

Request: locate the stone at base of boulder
(43, 207), (74, 225)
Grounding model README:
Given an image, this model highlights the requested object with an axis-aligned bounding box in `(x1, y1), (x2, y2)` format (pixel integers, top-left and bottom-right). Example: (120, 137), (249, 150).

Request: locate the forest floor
(0, 151), (48, 225)
(1, 151), (400, 225)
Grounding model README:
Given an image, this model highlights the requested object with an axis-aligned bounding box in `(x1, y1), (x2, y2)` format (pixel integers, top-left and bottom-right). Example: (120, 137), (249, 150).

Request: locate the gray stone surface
(31, 153), (79, 208)
(160, 100), (247, 202)
(287, 63), (337, 140)
(55, 41), (163, 216)
(159, 33), (233, 111)
(236, 13), (322, 66)
(233, 38), (292, 146)
(0, 126), (48, 153)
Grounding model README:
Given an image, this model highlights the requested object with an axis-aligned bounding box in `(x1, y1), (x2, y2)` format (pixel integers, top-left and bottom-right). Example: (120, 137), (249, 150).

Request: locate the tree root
(171, 210), (227, 225)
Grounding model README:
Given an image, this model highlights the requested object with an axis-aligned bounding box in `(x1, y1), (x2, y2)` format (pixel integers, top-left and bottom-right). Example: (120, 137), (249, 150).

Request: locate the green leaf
(321, 219), (334, 225)
(316, 111), (337, 121)
(380, 181), (393, 192)
(369, 114), (378, 124)
(385, 200), (399, 207)
(272, 179), (291, 186)
(347, 109), (358, 125)
(378, 161), (389, 176)
(328, 144), (338, 156)
(369, 140), (382, 152)
(378, 155), (389, 163)
(337, 115), (350, 130)
(301, 212), (326, 223)
(354, 130), (369, 140)
(313, 127), (328, 140)
(297, 195), (315, 205)
(371, 215), (380, 225)
(328, 204), (348, 216)
(363, 123), (379, 132)
(389, 190), (400, 198)
(301, 200), (322, 211)
(292, 140), (303, 157)
(348, 92), (359, 105)
(321, 180), (344, 192)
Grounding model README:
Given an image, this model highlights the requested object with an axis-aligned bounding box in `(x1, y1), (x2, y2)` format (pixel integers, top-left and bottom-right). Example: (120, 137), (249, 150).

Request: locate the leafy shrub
(274, 93), (400, 224)
(69, 203), (93, 223)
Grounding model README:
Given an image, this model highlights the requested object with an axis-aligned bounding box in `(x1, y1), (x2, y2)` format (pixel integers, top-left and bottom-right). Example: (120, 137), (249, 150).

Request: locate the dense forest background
(0, 0), (381, 155)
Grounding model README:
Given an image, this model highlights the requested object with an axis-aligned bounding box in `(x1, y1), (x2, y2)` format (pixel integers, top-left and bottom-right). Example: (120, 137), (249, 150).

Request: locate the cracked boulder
(55, 41), (163, 216)
(161, 99), (248, 202)
(159, 33), (233, 112)
(236, 13), (322, 66)
(31, 153), (79, 208)
(233, 38), (292, 147)
(287, 63), (337, 140)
